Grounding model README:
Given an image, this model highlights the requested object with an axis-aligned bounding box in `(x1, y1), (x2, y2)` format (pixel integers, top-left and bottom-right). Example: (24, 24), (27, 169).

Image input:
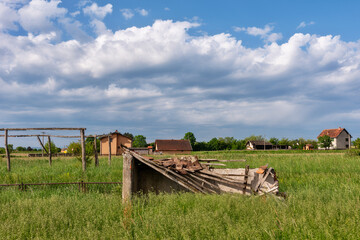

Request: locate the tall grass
(1, 152), (360, 239)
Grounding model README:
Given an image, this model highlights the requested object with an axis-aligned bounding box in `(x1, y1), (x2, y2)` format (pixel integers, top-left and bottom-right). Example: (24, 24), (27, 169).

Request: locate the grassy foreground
(1, 152), (360, 239)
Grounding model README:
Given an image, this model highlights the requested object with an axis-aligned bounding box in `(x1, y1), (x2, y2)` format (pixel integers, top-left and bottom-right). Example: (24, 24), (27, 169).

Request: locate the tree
(16, 146), (27, 152)
(183, 132), (196, 147)
(269, 137), (279, 146)
(244, 135), (266, 142)
(208, 138), (219, 151)
(353, 138), (360, 149)
(26, 146), (33, 151)
(279, 138), (291, 146)
(45, 141), (60, 153)
(133, 135), (147, 147)
(85, 136), (100, 153)
(123, 132), (134, 140)
(318, 135), (332, 150)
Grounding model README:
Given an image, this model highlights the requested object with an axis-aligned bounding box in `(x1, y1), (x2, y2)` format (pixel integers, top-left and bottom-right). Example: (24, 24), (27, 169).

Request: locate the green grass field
(1, 151), (360, 239)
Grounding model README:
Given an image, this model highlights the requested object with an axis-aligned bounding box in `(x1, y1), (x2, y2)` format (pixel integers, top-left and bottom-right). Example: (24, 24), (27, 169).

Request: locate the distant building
(99, 131), (132, 155)
(317, 127), (352, 150)
(304, 144), (314, 150)
(155, 140), (192, 154)
(130, 146), (153, 155)
(246, 141), (273, 150)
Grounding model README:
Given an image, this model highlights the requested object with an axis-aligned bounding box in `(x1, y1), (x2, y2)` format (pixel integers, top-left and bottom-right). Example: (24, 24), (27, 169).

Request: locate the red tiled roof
(155, 140), (192, 151)
(317, 128), (351, 138)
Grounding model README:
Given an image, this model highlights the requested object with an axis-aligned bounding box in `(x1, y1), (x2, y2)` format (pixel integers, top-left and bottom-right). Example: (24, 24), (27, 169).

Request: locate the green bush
(345, 149), (360, 157)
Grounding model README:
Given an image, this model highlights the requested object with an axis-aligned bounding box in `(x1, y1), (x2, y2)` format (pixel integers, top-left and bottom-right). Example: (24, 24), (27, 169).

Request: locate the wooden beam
(80, 129), (86, 171)
(108, 135), (111, 166)
(0, 128), (86, 131)
(36, 136), (49, 154)
(48, 136), (52, 166)
(4, 129), (10, 172)
(0, 135), (84, 138)
(94, 135), (99, 167)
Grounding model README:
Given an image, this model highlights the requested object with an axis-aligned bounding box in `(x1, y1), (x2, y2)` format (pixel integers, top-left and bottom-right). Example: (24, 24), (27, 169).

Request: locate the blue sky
(1, 0), (360, 147)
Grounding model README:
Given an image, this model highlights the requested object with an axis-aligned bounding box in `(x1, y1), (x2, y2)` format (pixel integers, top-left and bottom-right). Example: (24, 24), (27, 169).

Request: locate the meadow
(1, 151), (360, 239)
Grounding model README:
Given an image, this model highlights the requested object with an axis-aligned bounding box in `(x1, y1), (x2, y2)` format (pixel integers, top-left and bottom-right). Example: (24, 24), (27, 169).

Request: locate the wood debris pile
(125, 149), (281, 196)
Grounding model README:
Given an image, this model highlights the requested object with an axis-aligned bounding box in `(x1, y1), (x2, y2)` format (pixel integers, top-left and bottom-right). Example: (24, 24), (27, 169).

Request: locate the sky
(1, 0), (360, 147)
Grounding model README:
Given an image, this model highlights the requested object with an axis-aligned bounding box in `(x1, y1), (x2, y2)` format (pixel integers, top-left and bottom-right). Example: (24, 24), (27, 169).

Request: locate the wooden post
(108, 135), (111, 166)
(80, 129), (86, 171)
(48, 136), (52, 166)
(94, 135), (98, 167)
(4, 129), (10, 172)
(36, 136), (49, 154)
(122, 153), (134, 202)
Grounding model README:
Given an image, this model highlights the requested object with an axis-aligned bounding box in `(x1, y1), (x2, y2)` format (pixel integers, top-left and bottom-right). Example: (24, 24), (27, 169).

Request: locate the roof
(246, 141), (273, 146)
(155, 139), (193, 151)
(317, 127), (352, 138)
(98, 131), (132, 140)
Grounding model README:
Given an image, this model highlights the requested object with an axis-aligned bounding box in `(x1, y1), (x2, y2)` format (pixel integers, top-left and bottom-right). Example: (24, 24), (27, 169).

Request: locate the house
(155, 140), (192, 154)
(317, 127), (352, 150)
(303, 144), (314, 150)
(99, 130), (132, 155)
(246, 141), (273, 150)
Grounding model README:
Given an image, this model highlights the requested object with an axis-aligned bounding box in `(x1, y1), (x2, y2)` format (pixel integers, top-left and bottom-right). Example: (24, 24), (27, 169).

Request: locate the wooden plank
(48, 136), (52, 166)
(0, 134), (85, 138)
(199, 159), (246, 162)
(243, 165), (249, 194)
(108, 135), (111, 166)
(201, 163), (226, 166)
(80, 129), (86, 171)
(94, 135), (99, 167)
(37, 136), (49, 154)
(254, 167), (273, 192)
(0, 128), (86, 131)
(5, 129), (10, 172)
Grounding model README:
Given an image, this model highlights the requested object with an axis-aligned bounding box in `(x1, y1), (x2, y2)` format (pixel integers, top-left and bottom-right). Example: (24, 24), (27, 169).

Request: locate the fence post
(122, 153), (134, 202)
(108, 135), (111, 166)
(48, 136), (52, 166)
(94, 135), (99, 167)
(80, 129), (86, 171)
(4, 129), (11, 172)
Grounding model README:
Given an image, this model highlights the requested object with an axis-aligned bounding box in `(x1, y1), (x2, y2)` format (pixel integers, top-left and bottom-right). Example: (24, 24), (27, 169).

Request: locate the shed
(99, 131), (132, 155)
(246, 140), (273, 150)
(155, 139), (192, 154)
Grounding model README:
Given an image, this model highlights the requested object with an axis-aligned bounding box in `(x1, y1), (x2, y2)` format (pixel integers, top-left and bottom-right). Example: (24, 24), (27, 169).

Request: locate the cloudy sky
(1, 0), (360, 147)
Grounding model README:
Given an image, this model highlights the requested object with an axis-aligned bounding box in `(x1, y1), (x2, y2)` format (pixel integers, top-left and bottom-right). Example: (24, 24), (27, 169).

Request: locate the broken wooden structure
(122, 149), (280, 201)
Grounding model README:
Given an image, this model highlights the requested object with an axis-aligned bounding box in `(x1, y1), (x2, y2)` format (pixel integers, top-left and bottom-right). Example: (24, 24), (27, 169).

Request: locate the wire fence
(0, 181), (122, 192)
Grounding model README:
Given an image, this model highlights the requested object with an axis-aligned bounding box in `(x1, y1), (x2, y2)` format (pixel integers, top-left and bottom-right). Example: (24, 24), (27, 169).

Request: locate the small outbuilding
(99, 131), (132, 155)
(246, 140), (273, 150)
(304, 144), (314, 150)
(155, 139), (192, 154)
(317, 127), (352, 150)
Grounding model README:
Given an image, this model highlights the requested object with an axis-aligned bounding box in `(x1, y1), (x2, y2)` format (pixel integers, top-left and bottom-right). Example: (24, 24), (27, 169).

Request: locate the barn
(99, 131), (132, 155)
(155, 139), (192, 154)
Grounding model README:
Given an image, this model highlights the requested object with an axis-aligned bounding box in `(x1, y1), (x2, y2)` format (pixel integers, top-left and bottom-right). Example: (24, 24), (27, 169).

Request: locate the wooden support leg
(5, 129), (10, 172)
(48, 136), (52, 166)
(80, 129), (86, 171)
(94, 135), (99, 167)
(108, 135), (111, 166)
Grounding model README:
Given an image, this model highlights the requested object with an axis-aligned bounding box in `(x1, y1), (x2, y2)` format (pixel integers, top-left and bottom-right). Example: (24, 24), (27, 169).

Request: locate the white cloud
(120, 8), (134, 20)
(0, 2), (19, 31)
(83, 3), (112, 20)
(234, 24), (282, 42)
(70, 11), (80, 17)
(18, 0), (67, 33)
(164, 7), (170, 11)
(297, 21), (315, 29)
(1, 19), (360, 136)
(136, 8), (148, 16)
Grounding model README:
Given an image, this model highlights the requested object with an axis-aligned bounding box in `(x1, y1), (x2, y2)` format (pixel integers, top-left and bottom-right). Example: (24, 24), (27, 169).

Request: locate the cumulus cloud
(120, 8), (134, 20)
(83, 3), (112, 20)
(18, 0), (67, 33)
(234, 24), (282, 42)
(0, 2), (19, 31)
(1, 12), (360, 139)
(297, 21), (315, 29)
(136, 8), (148, 16)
